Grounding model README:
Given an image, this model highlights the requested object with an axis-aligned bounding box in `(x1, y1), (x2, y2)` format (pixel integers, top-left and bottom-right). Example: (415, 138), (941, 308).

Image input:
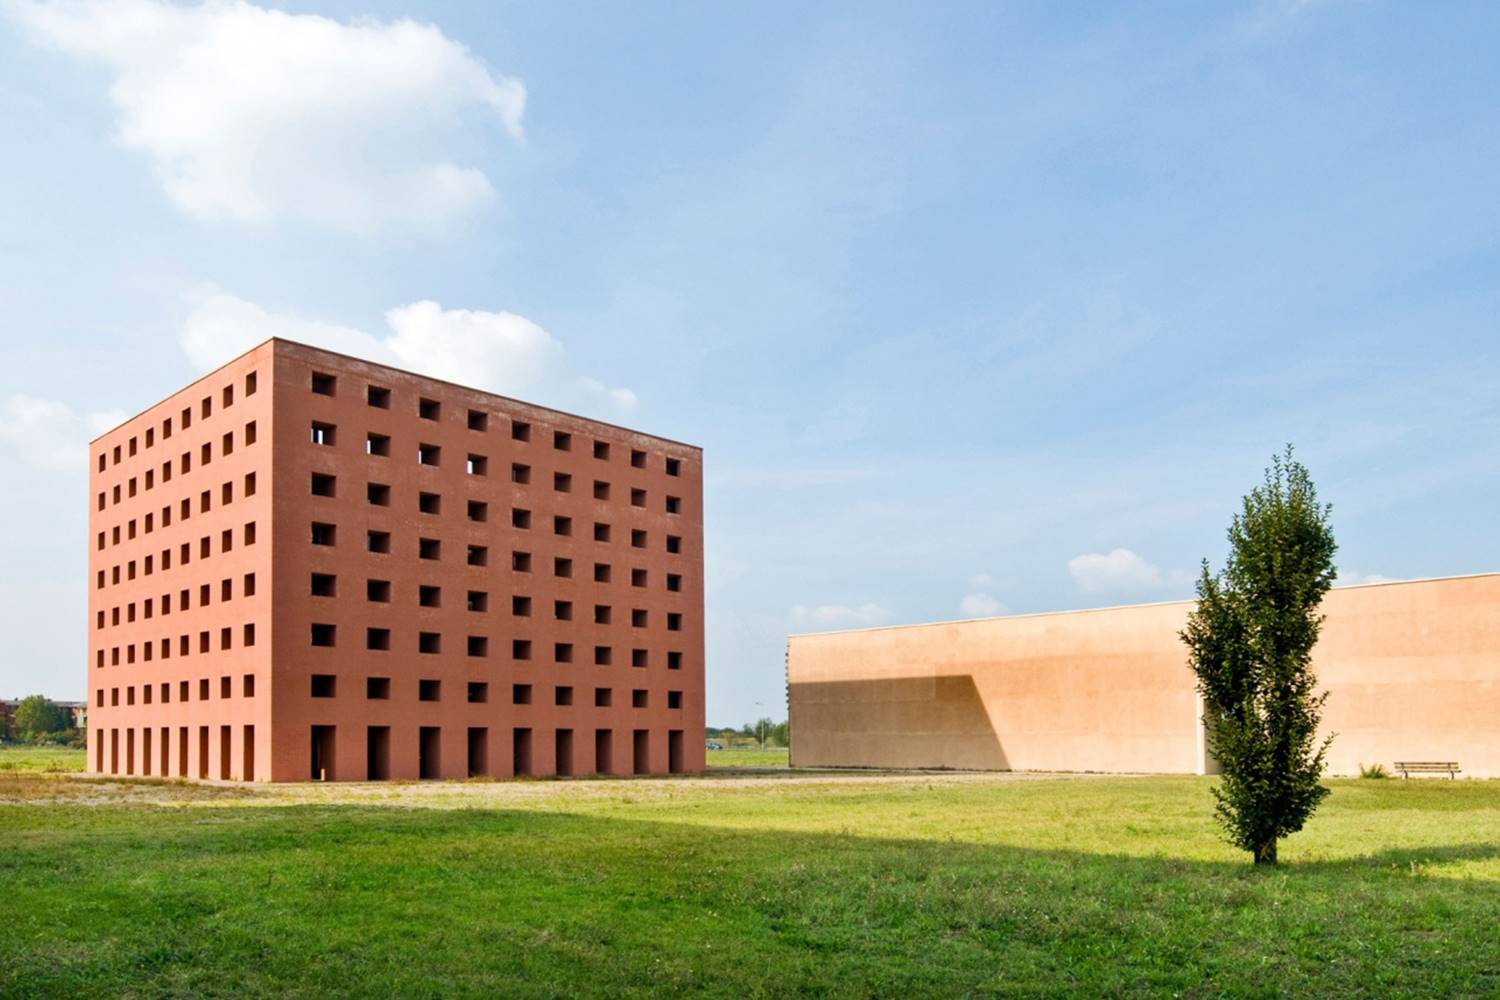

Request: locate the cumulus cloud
(0, 395), (124, 471)
(180, 287), (637, 415)
(1335, 569), (1400, 587)
(790, 603), (892, 631)
(958, 592), (1007, 618)
(5, 0), (525, 235)
(1068, 547), (1188, 596)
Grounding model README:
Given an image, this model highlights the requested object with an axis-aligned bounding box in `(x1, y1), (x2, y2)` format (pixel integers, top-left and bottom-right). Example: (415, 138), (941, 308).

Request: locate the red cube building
(86, 339), (704, 781)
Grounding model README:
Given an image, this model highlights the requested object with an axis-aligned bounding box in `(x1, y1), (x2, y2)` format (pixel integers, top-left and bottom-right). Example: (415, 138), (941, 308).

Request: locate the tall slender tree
(1182, 446), (1337, 865)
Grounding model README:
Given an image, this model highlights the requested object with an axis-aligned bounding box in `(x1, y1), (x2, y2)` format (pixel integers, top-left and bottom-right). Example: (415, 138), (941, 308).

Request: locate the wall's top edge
(787, 571), (1500, 640)
(92, 336), (703, 453)
(89, 340), (274, 445)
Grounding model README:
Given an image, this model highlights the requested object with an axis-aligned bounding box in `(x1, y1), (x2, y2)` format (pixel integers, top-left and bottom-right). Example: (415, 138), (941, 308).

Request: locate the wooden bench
(1393, 761), (1461, 779)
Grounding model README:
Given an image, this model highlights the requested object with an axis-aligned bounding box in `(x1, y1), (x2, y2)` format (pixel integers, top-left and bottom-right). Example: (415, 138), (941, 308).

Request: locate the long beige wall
(787, 573), (1500, 778)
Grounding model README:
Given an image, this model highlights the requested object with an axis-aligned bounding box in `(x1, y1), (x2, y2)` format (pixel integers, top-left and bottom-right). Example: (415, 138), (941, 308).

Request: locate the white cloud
(180, 287), (637, 415)
(790, 603), (892, 631)
(958, 592), (1006, 618)
(1068, 547), (1188, 596)
(0, 395), (124, 471)
(5, 0), (525, 235)
(1335, 569), (1400, 588)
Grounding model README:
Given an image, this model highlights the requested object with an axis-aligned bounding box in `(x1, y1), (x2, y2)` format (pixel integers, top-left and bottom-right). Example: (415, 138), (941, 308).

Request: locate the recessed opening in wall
(311, 522), (336, 546)
(368, 530), (391, 554)
(632, 649), (648, 668)
(556, 685), (574, 706)
(667, 535), (682, 554)
(367, 628), (391, 651)
(509, 550), (529, 571)
(594, 645), (612, 666)
(667, 574), (682, 592)
(468, 544), (488, 566)
(554, 557), (572, 578)
(368, 483), (390, 506)
(467, 635), (488, 657)
(419, 632), (441, 654)
(553, 431), (571, 451)
(513, 683), (533, 705)
(553, 515), (572, 536)
(419, 679), (440, 702)
(667, 651), (683, 670)
(555, 642), (574, 663)
(368, 579), (391, 602)
(311, 623), (336, 647)
(666, 457), (681, 477)
(594, 605), (612, 625)
(368, 385), (390, 408)
(311, 473), (336, 497)
(419, 585), (441, 607)
(593, 440), (610, 460)
(467, 454), (487, 476)
(630, 449), (646, 469)
(367, 677), (390, 700)
(311, 674), (336, 698)
(666, 496), (681, 514)
(419, 492), (441, 515)
(511, 462), (530, 484)
(246, 372), (257, 395)
(468, 501), (488, 522)
(554, 600), (573, 621)
(632, 690), (648, 709)
(310, 573), (336, 597)
(467, 590), (488, 612)
(467, 409), (487, 431)
(554, 471), (571, 492)
(668, 691), (683, 709)
(594, 523), (611, 543)
(631, 529), (647, 549)
(311, 422), (335, 446)
(312, 372), (336, 396)
(512, 595), (532, 617)
(511, 420), (530, 442)
(367, 433), (390, 456)
(418, 443), (440, 466)
(418, 397), (440, 420)
(419, 727), (440, 779)
(512, 639), (532, 660)
(593, 481), (610, 500)
(419, 538), (441, 560)
(632, 569), (647, 587)
(468, 681), (488, 703)
(594, 687), (612, 707)
(512, 508), (531, 529)
(367, 726), (390, 780)
(631, 609), (647, 627)
(667, 613), (683, 632)
(630, 488), (646, 507)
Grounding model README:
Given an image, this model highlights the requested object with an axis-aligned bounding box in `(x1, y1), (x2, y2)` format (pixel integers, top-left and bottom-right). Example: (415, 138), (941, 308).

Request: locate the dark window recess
(468, 681), (488, 703)
(554, 516), (572, 536)
(311, 674), (336, 697)
(367, 628), (391, 651)
(667, 651), (683, 670)
(668, 690), (683, 709)
(419, 679), (440, 702)
(419, 632), (441, 654)
(512, 508), (531, 529)
(666, 496), (681, 514)
(311, 422), (335, 446)
(468, 501), (488, 522)
(632, 649), (648, 668)
(367, 385), (391, 408)
(512, 595), (532, 617)
(667, 613), (683, 632)
(310, 573), (336, 597)
(594, 605), (612, 625)
(367, 677), (391, 699)
(419, 538), (441, 560)
(632, 690), (648, 708)
(631, 488), (646, 507)
(594, 646), (612, 666)
(467, 636), (488, 657)
(513, 684), (533, 705)
(511, 463), (530, 484)
(553, 431), (571, 451)
(467, 590), (488, 612)
(631, 609), (648, 627)
(368, 530), (391, 553)
(312, 522), (336, 546)
(468, 545), (488, 566)
(467, 454), (487, 476)
(419, 492), (441, 515)
(368, 483), (391, 506)
(594, 563), (611, 583)
(367, 433), (390, 456)
(555, 642), (574, 663)
(511, 550), (530, 571)
(631, 529), (647, 549)
(594, 687), (612, 707)
(311, 473), (336, 497)
(418, 397), (440, 420)
(667, 574), (682, 592)
(512, 639), (532, 660)
(632, 569), (647, 588)
(554, 557), (572, 578)
(630, 449), (646, 469)
(419, 585), (441, 608)
(554, 471), (571, 492)
(555, 685), (574, 706)
(593, 441), (610, 460)
(666, 457), (681, 477)
(511, 420), (530, 442)
(418, 443), (440, 466)
(467, 409), (488, 431)
(368, 579), (391, 602)
(311, 623), (336, 647)
(554, 600), (573, 621)
(593, 523), (610, 542)
(667, 535), (682, 554)
(311, 372), (336, 396)
(593, 481), (609, 501)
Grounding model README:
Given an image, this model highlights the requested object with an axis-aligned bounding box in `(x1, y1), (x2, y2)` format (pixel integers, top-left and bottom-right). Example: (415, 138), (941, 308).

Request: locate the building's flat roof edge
(786, 570), (1500, 640)
(92, 336), (704, 453)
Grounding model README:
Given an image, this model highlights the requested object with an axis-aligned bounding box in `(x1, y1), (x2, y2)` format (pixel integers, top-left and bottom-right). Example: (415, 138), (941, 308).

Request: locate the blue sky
(1, 1), (1497, 723)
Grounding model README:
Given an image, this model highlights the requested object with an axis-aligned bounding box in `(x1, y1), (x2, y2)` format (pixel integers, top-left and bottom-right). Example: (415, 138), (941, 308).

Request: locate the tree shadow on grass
(3, 800), (1498, 998)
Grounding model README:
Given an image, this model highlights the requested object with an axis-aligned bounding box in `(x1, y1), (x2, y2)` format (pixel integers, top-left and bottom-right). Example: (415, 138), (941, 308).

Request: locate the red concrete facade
(87, 339), (705, 782)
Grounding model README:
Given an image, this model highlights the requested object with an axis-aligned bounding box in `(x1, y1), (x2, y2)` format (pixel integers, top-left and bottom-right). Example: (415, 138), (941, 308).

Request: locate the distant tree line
(705, 718), (789, 748)
(1, 695), (83, 747)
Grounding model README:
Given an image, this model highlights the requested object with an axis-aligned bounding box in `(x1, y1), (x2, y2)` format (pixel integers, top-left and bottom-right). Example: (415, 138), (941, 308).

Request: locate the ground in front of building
(2, 748), (1496, 997)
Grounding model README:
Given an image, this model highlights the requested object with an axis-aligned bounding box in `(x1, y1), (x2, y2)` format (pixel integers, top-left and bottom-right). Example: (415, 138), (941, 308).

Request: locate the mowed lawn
(1, 750), (1497, 997)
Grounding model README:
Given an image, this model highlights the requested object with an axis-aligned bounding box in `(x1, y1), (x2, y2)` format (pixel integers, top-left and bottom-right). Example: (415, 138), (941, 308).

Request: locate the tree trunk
(1254, 840), (1278, 865)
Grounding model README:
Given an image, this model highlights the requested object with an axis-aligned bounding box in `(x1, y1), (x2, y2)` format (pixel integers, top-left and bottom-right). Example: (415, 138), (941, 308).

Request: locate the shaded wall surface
(787, 574), (1500, 778)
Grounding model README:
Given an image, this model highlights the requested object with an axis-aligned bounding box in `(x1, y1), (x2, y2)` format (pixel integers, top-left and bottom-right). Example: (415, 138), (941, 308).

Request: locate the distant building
(788, 573), (1500, 779)
(87, 339), (704, 781)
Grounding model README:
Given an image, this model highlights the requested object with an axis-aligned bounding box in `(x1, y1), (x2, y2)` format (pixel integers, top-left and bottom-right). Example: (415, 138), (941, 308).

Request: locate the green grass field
(2, 749), (1496, 997)
(0, 745), (84, 773)
(705, 746), (789, 768)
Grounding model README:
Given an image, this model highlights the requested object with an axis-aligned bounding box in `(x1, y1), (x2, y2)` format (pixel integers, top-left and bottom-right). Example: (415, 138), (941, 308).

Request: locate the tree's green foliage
(1181, 446), (1336, 865)
(12, 695), (71, 742)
